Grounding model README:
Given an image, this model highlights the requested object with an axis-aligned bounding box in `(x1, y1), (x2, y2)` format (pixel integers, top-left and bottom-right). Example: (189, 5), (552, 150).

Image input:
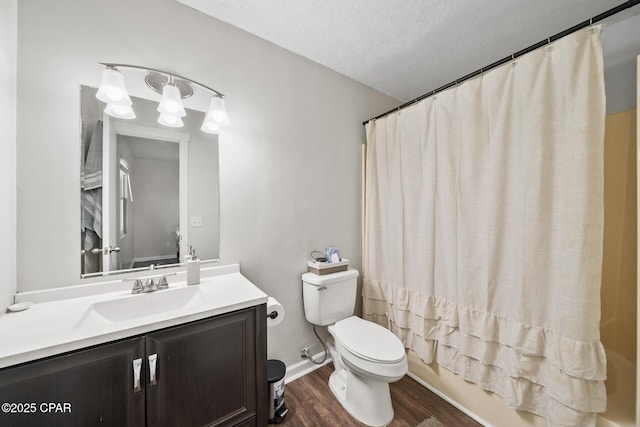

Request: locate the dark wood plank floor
(279, 364), (482, 427)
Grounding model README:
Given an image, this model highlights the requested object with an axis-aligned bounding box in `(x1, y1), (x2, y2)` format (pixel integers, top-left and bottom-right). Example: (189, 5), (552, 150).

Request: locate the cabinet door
(146, 308), (261, 427)
(0, 337), (145, 427)
(235, 417), (256, 427)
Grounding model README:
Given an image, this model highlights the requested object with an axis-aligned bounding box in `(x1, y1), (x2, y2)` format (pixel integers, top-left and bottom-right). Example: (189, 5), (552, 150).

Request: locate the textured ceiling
(177, 0), (627, 102)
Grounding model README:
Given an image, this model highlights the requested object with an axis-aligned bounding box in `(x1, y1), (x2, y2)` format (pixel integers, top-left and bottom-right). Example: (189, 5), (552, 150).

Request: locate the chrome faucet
(125, 272), (175, 294)
(131, 279), (144, 294)
(144, 278), (156, 293)
(128, 276), (164, 294)
(157, 276), (169, 290)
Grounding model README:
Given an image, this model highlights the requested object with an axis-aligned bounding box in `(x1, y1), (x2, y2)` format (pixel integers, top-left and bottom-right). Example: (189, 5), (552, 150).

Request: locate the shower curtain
(363, 27), (606, 426)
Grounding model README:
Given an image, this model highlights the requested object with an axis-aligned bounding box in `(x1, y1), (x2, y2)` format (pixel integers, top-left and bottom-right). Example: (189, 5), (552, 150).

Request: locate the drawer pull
(148, 354), (158, 386)
(132, 358), (142, 392)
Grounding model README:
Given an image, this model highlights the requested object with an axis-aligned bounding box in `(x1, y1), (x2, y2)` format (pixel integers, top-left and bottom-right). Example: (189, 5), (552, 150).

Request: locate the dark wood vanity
(0, 304), (267, 427)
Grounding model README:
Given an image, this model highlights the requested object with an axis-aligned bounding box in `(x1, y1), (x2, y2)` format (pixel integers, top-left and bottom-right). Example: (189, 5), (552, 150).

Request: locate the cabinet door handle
(148, 353), (158, 386)
(132, 358), (143, 393)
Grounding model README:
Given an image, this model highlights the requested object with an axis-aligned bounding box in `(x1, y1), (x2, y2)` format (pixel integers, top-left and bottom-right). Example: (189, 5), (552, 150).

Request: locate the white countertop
(0, 264), (267, 369)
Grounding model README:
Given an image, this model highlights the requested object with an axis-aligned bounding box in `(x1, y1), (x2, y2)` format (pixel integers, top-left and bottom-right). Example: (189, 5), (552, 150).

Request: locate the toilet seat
(329, 316), (408, 382)
(332, 316), (405, 364)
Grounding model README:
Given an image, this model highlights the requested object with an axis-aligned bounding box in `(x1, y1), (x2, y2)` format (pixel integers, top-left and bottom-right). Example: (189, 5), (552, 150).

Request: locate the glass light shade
(104, 103), (136, 119)
(96, 68), (132, 106)
(207, 96), (229, 125)
(200, 119), (219, 134)
(158, 113), (184, 128)
(157, 84), (186, 117)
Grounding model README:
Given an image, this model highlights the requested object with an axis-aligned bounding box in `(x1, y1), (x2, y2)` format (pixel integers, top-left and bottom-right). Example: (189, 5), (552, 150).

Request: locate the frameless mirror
(80, 85), (219, 278)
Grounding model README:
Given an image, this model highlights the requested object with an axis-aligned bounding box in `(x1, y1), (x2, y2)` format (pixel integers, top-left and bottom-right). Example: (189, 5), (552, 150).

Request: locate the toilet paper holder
(266, 297), (285, 326)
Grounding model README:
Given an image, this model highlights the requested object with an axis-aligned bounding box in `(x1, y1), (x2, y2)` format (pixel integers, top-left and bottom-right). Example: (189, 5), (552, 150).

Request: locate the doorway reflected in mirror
(80, 85), (220, 278)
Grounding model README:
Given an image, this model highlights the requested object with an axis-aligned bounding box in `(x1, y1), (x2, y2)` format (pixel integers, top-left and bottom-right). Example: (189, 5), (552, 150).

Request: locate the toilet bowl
(302, 270), (407, 427)
(327, 316), (407, 427)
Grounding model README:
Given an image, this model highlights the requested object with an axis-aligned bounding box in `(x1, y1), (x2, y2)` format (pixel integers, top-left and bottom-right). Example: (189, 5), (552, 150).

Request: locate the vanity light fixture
(96, 63), (228, 134)
(200, 120), (219, 134)
(158, 113), (185, 128)
(104, 103), (136, 120)
(200, 96), (228, 134)
(156, 81), (186, 128)
(96, 67), (132, 106)
(157, 82), (186, 117)
(205, 96), (229, 125)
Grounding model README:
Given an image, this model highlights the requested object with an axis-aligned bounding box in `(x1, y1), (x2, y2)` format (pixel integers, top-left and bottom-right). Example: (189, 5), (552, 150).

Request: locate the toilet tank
(302, 269), (359, 326)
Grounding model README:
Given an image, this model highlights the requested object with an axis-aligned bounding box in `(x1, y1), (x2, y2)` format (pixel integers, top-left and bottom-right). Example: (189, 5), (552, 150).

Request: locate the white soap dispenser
(186, 246), (200, 286)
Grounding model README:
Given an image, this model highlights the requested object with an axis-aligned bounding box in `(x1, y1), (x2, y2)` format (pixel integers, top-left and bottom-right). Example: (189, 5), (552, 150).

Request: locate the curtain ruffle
(363, 278), (606, 426)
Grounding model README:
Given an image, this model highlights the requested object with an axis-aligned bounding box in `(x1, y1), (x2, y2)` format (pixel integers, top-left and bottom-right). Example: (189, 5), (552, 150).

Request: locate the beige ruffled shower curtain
(363, 27), (606, 426)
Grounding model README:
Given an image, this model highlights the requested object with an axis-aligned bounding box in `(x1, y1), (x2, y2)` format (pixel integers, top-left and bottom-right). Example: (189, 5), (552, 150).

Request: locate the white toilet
(302, 269), (407, 427)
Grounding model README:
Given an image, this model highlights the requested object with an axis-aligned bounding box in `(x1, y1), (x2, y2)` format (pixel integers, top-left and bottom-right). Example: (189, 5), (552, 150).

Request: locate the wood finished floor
(279, 364), (482, 427)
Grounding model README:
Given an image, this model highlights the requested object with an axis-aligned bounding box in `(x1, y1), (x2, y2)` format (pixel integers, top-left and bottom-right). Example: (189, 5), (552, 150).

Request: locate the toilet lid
(333, 316), (405, 364)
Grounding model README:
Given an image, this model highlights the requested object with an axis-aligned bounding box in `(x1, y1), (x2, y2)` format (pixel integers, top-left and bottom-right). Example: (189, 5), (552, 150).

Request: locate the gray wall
(0, 0), (17, 314)
(602, 12), (640, 114)
(15, 0), (398, 365)
(130, 147), (180, 259)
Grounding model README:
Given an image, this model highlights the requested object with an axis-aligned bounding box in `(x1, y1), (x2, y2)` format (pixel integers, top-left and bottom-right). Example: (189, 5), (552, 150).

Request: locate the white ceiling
(177, 0), (628, 102)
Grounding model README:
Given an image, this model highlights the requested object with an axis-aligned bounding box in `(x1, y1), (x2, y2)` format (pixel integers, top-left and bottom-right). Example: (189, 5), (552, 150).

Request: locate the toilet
(302, 269), (407, 427)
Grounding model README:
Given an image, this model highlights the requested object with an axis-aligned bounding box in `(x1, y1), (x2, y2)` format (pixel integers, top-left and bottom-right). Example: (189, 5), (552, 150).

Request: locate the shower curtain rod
(363, 0), (640, 126)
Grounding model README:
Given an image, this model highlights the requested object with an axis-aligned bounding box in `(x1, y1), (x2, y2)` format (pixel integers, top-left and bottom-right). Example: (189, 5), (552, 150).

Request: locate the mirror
(80, 85), (219, 278)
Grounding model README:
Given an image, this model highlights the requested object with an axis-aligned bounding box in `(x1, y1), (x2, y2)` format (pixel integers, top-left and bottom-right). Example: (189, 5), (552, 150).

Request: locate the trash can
(267, 359), (288, 424)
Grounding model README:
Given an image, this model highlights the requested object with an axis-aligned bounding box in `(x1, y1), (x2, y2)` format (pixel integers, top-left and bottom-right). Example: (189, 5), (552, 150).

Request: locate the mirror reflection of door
(80, 84), (218, 278)
(117, 136), (180, 269)
(81, 122), (182, 274)
(81, 115), (189, 277)
(100, 119), (188, 274)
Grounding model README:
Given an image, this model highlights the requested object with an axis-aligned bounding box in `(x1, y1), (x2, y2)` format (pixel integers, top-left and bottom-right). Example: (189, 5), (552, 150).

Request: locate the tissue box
(307, 259), (349, 275)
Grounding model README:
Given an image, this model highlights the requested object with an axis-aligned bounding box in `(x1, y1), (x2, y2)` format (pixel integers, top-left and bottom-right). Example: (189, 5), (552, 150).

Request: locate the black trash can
(267, 359), (288, 424)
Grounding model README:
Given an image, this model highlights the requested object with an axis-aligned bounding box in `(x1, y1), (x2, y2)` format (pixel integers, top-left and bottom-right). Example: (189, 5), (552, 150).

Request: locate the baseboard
(284, 351), (332, 384)
(406, 371), (494, 427)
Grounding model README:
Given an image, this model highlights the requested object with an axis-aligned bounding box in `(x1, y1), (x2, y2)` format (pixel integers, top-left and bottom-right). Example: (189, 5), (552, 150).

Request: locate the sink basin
(74, 286), (206, 331)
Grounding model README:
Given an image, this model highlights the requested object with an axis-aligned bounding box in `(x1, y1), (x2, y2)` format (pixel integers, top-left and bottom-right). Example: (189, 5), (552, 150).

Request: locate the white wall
(16, 0), (398, 365)
(0, 0), (17, 314)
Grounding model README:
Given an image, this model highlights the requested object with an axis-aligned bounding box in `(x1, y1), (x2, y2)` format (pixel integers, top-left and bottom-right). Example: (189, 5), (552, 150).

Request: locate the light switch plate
(190, 216), (203, 227)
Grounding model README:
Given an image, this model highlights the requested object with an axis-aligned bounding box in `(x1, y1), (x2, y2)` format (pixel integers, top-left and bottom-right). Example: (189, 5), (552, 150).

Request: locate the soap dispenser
(186, 246), (200, 286)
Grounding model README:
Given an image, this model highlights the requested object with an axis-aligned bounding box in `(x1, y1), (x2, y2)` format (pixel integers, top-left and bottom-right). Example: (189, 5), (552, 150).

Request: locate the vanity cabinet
(0, 337), (145, 426)
(146, 306), (266, 427)
(0, 304), (267, 427)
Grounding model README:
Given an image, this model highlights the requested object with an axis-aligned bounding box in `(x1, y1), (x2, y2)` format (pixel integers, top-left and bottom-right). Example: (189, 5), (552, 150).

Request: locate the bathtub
(597, 351), (636, 427)
(407, 350), (636, 427)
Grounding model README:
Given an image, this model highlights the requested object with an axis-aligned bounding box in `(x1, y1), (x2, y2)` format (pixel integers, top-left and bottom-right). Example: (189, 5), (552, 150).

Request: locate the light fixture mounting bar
(99, 63), (225, 98)
(145, 72), (194, 99)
